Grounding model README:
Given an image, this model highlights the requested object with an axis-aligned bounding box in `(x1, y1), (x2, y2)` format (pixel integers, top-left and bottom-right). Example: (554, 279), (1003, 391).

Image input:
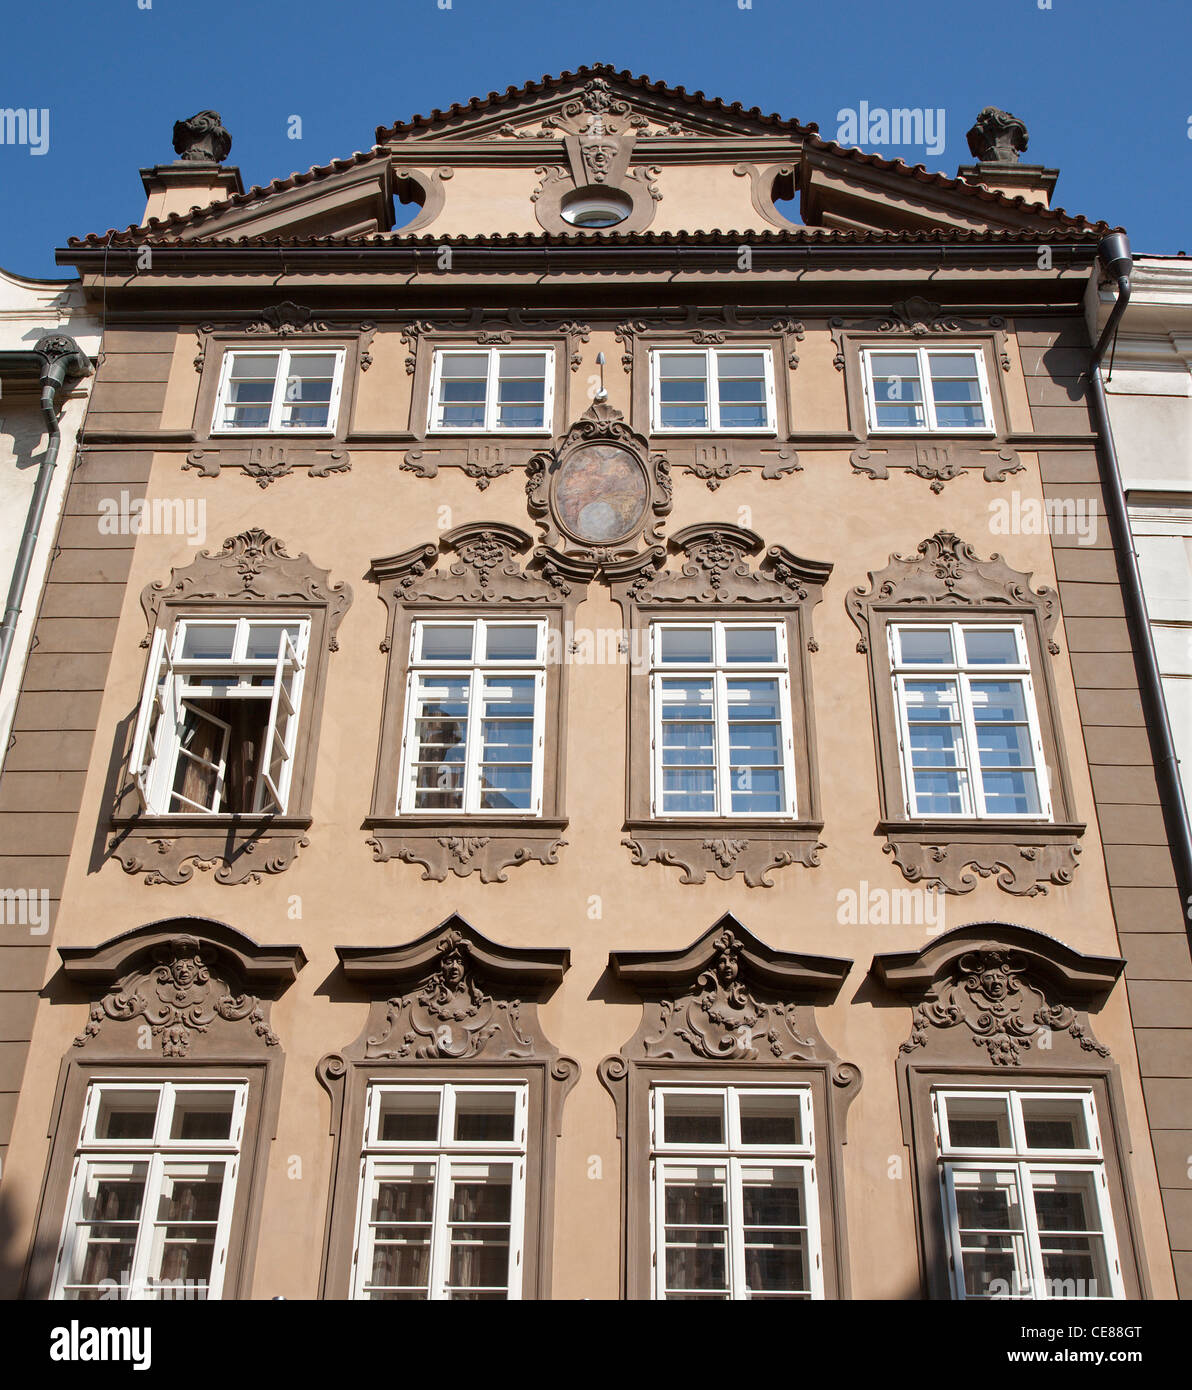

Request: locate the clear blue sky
(1, 0), (1189, 279)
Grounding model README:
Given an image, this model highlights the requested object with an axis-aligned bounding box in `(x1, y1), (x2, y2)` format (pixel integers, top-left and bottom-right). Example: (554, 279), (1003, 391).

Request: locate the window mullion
(463, 667), (482, 814)
(728, 1156), (746, 1300)
(715, 669), (732, 817)
(1019, 1164), (1046, 1300)
(430, 1154), (451, 1301)
(486, 351), (499, 432)
(268, 348), (287, 433)
(922, 349), (938, 431)
(708, 349), (720, 431)
(129, 1150), (164, 1300)
(958, 673), (984, 816)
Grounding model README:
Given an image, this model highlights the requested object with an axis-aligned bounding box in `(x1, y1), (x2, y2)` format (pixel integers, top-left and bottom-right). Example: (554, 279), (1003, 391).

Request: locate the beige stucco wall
(0, 316), (1175, 1300)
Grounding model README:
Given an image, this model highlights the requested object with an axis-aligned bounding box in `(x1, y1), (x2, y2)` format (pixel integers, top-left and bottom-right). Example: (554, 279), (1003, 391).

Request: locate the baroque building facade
(0, 70), (1187, 1301)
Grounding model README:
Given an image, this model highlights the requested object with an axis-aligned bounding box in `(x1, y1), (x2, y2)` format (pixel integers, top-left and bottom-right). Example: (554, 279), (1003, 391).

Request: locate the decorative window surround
(365, 524), (583, 881)
(187, 303), (375, 485)
(25, 919), (304, 1300)
(398, 316), (589, 486)
(870, 923), (1150, 1301)
(831, 298), (1023, 492)
(617, 310), (804, 488)
(598, 915), (859, 1300)
(110, 530), (352, 885)
(847, 532), (1083, 896)
(612, 523), (830, 886)
(317, 915), (578, 1300)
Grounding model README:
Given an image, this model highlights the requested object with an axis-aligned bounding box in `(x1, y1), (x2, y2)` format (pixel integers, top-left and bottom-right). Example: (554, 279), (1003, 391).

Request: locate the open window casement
(129, 626), (173, 812)
(259, 628), (306, 812)
(130, 617), (310, 816)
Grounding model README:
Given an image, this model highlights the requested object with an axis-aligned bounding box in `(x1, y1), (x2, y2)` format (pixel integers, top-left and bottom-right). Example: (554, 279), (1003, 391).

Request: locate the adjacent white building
(0, 269), (99, 769)
(1091, 254), (1192, 808)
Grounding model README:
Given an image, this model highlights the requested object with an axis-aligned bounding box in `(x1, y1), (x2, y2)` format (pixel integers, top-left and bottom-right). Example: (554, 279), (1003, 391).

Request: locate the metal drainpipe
(1086, 232), (1192, 928)
(0, 334), (91, 691)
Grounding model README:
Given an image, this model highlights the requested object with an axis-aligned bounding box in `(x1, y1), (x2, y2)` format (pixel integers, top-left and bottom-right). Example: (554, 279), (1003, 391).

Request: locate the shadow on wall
(0, 1181), (49, 1299)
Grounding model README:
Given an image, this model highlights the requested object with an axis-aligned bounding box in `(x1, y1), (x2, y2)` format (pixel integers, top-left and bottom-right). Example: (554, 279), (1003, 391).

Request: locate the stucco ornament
(366, 928), (533, 1060)
(526, 401), (671, 565)
(966, 107), (1029, 164)
(74, 936), (276, 1057)
(900, 947), (1111, 1067)
(644, 929), (815, 1061)
(172, 110), (232, 163)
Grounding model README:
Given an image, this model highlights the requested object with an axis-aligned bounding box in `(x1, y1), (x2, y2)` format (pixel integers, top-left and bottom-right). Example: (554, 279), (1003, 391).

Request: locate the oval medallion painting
(554, 444), (648, 545)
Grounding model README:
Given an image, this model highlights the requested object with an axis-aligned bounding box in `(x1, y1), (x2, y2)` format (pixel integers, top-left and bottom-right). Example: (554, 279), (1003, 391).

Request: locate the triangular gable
(64, 64), (1108, 249)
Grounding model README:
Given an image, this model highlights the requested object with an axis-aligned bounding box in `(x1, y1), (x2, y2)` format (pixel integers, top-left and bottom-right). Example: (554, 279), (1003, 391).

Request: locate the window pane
(897, 628), (954, 665)
(662, 1092), (725, 1146)
(179, 624), (237, 662)
(1032, 1170), (1111, 1298)
(870, 352), (924, 427)
(971, 680), (1040, 813)
(658, 354), (709, 429)
(716, 353), (768, 428)
(149, 1161), (226, 1295)
(64, 1164), (149, 1298)
(378, 1090), (441, 1143)
(454, 1091), (517, 1143)
(663, 1166), (728, 1297)
(410, 676), (469, 810)
(480, 677), (536, 810)
(724, 627), (778, 663)
(659, 679), (715, 812)
(244, 622), (302, 662)
(951, 1168), (1028, 1299)
(742, 1166), (811, 1298)
(904, 679), (966, 814)
(418, 624), (475, 662)
(484, 625), (539, 661)
(496, 354), (547, 430)
(658, 626), (714, 664)
(438, 354), (488, 427)
(279, 354), (336, 430)
(964, 629), (1020, 665)
(1021, 1097), (1090, 1152)
(739, 1093), (803, 1147)
(366, 1163), (435, 1299)
(94, 1089), (158, 1142)
(929, 353), (987, 429)
(169, 1091), (235, 1142)
(943, 1095), (1013, 1150)
(446, 1162), (513, 1299)
(727, 679), (785, 813)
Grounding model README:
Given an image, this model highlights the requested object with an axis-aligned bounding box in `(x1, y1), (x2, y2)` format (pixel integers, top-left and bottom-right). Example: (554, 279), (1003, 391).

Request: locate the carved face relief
(582, 141), (618, 182)
(554, 444), (649, 544)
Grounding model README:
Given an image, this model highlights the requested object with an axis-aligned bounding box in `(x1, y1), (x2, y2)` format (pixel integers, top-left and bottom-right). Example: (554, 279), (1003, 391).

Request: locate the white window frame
(889, 620), (1051, 820)
(352, 1081), (528, 1301)
(649, 619), (796, 818)
(427, 347), (555, 434)
(397, 617), (547, 817)
(649, 346), (778, 434)
(933, 1087), (1125, 1301)
(861, 345), (995, 434)
(51, 1079), (248, 1301)
(211, 347), (346, 435)
(129, 615), (310, 816)
(649, 1083), (824, 1300)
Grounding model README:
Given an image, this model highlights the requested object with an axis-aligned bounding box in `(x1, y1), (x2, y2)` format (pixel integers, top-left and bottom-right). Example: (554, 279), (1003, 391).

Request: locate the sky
(1, 0), (1190, 280)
